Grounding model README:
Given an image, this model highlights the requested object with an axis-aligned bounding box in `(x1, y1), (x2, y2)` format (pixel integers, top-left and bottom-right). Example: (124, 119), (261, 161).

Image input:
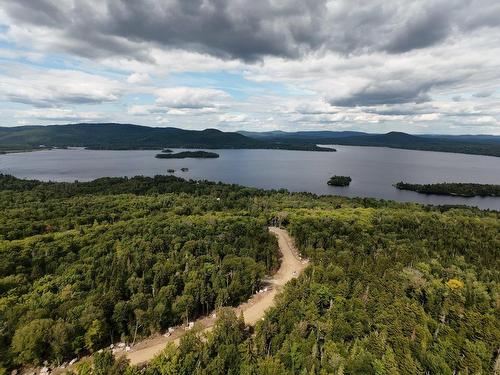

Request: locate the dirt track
(125, 226), (307, 366)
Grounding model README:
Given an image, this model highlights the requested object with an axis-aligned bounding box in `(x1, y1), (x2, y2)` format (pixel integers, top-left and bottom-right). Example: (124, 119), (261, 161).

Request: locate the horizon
(0, 1), (500, 135)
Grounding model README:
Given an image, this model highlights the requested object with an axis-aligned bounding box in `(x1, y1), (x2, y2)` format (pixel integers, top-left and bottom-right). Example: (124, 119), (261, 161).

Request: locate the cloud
(154, 87), (229, 110)
(218, 113), (248, 123)
(293, 100), (339, 115)
(127, 72), (151, 84)
(0, 65), (123, 107)
(128, 87), (230, 117)
(473, 90), (494, 98)
(1, 0), (500, 134)
(0, 0), (326, 61)
(384, 1), (454, 53)
(243, 30), (500, 109)
(127, 105), (157, 116)
(2, 0), (500, 62)
(15, 108), (106, 122)
(331, 84), (432, 107)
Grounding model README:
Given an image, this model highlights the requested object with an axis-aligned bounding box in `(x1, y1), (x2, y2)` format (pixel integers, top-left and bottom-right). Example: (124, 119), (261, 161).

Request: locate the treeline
(0, 174), (274, 202)
(395, 181), (500, 197)
(0, 175), (498, 374)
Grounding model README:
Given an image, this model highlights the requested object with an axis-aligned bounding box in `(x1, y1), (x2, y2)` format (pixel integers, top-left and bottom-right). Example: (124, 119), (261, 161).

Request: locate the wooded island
(155, 151), (220, 159)
(327, 175), (352, 186)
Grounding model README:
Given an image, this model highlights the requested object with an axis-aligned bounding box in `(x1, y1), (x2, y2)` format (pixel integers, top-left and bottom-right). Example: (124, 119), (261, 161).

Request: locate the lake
(1, 145), (499, 210)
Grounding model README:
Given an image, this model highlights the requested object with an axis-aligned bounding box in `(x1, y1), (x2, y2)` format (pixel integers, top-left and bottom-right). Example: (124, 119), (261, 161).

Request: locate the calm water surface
(1, 145), (499, 210)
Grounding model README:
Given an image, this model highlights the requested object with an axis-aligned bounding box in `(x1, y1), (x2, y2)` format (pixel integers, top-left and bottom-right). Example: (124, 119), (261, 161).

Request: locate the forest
(395, 181), (500, 197)
(0, 174), (498, 374)
(242, 130), (500, 157)
(0, 123), (332, 153)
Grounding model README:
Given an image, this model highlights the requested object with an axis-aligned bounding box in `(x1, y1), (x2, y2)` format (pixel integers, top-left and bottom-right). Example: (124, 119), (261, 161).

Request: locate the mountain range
(0, 123), (499, 157)
(240, 130), (500, 157)
(0, 123), (330, 152)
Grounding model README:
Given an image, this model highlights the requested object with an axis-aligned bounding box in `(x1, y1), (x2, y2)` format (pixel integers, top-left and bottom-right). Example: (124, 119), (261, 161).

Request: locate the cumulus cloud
(0, 65), (123, 107)
(128, 87), (230, 118)
(0, 0), (325, 61)
(384, 1), (454, 53)
(331, 84), (432, 107)
(15, 108), (106, 122)
(126, 72), (151, 84)
(2, 0), (500, 61)
(155, 87), (229, 109)
(218, 113), (248, 123)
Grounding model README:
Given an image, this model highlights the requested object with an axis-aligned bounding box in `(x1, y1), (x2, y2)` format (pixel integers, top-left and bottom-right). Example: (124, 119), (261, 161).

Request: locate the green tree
(11, 319), (53, 364)
(93, 350), (114, 375)
(84, 320), (107, 352)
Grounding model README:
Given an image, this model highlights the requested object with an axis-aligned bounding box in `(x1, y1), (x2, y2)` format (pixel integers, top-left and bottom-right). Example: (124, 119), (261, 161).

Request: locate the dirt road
(125, 226), (307, 366)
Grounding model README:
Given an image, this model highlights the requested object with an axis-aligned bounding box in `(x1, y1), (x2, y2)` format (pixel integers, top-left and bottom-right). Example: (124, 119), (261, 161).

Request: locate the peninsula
(395, 182), (500, 197)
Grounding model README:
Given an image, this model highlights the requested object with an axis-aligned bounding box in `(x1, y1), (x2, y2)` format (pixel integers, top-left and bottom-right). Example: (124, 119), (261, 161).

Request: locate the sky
(0, 0), (499, 134)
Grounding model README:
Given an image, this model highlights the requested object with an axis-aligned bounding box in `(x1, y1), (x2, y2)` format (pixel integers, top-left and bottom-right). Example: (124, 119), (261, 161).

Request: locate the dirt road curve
(126, 226), (307, 366)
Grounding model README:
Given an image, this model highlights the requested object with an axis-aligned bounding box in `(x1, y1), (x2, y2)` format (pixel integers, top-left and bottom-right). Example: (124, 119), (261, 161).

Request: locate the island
(180, 167), (189, 172)
(327, 175), (352, 186)
(395, 182), (500, 197)
(161, 148), (173, 153)
(167, 169), (175, 173)
(155, 151), (220, 159)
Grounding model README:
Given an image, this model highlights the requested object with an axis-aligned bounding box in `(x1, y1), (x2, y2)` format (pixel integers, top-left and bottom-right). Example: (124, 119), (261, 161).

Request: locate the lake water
(1, 146), (499, 210)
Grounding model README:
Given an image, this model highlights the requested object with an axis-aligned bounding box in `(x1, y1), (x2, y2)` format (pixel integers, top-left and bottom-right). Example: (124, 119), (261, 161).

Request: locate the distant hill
(0, 123), (332, 152)
(420, 134), (500, 143)
(238, 130), (369, 140)
(240, 130), (500, 157)
(1, 124), (498, 157)
(324, 132), (500, 156)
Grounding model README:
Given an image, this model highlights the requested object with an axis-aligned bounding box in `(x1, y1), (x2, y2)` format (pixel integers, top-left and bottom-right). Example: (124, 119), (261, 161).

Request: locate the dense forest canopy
(0, 174), (498, 374)
(3, 124), (500, 156)
(395, 182), (500, 197)
(0, 124), (332, 152)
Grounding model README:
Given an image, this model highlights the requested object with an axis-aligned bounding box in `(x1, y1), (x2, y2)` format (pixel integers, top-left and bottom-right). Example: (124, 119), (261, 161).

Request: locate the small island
(167, 169), (175, 173)
(180, 167), (189, 172)
(395, 182), (500, 197)
(155, 151), (220, 159)
(327, 175), (352, 186)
